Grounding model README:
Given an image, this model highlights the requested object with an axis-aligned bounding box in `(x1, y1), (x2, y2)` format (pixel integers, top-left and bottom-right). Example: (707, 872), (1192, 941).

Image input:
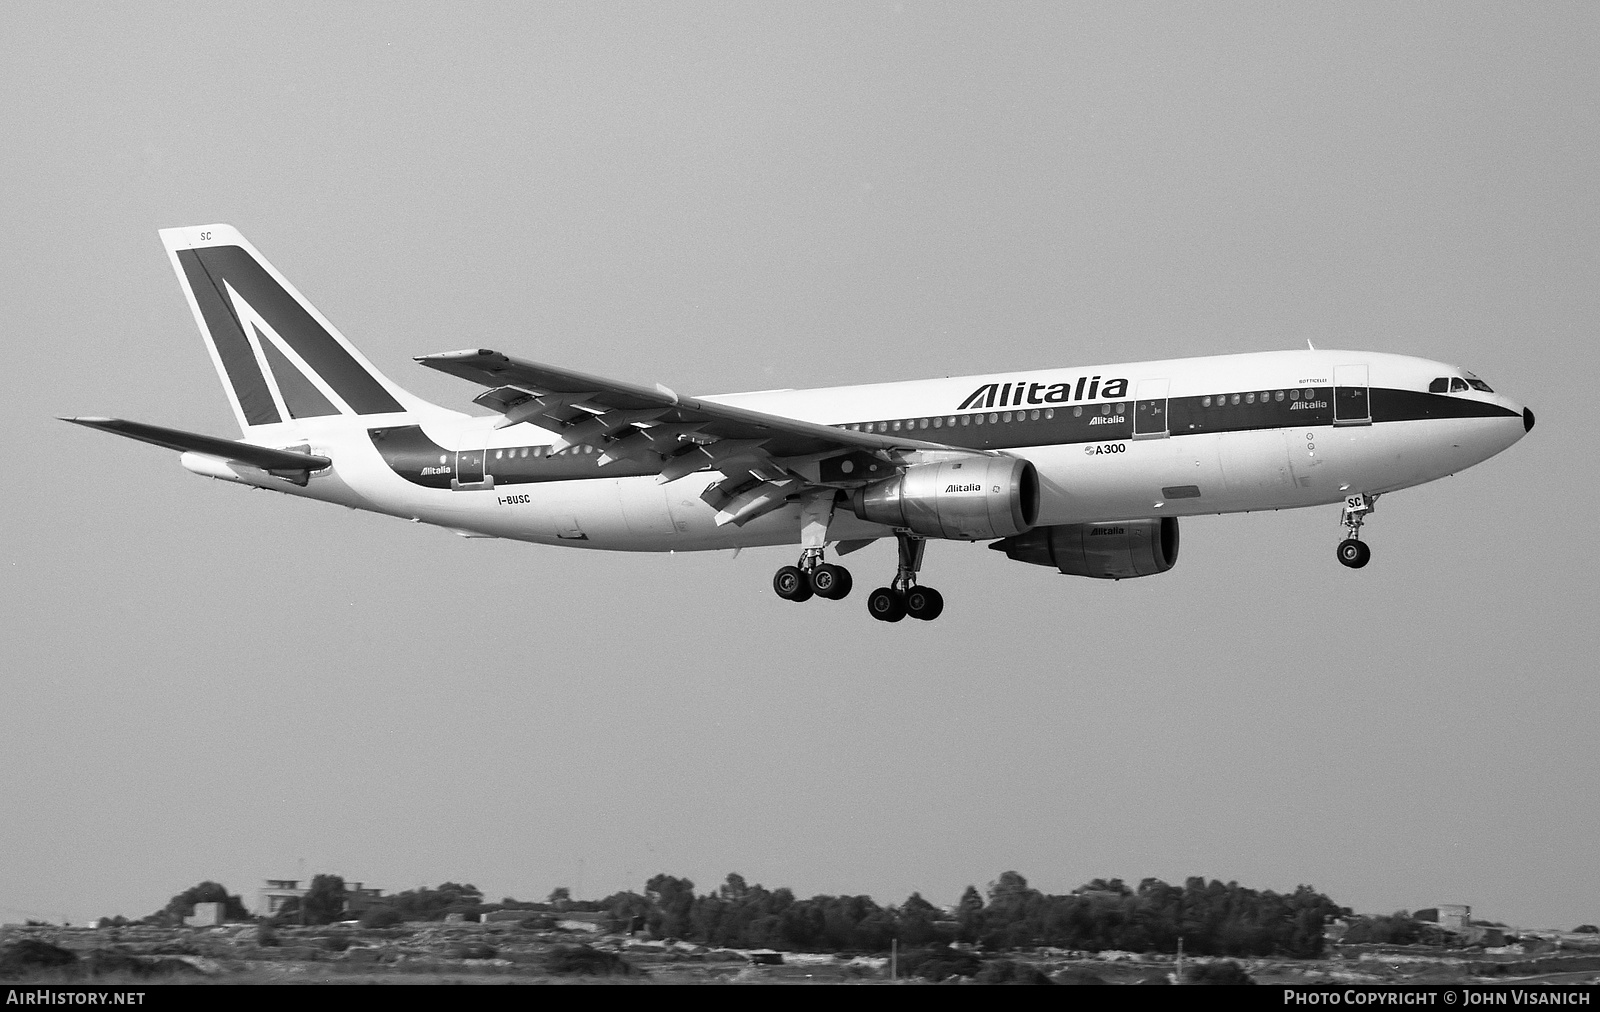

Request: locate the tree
(897, 892), (943, 947)
(547, 887), (571, 909)
(645, 874), (695, 939)
(302, 874), (347, 925)
(720, 873), (749, 902)
(955, 885), (985, 943)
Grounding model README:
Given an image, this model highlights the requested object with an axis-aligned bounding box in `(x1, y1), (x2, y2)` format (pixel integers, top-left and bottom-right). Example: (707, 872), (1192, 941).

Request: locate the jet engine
(990, 517), (1179, 579)
(849, 456), (1038, 541)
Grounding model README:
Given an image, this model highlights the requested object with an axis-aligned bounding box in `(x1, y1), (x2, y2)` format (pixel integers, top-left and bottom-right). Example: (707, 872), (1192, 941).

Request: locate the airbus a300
(65, 225), (1535, 622)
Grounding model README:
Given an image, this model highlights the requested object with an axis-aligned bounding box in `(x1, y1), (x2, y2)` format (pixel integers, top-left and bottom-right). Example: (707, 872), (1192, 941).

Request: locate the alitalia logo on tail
(957, 376), (1129, 410)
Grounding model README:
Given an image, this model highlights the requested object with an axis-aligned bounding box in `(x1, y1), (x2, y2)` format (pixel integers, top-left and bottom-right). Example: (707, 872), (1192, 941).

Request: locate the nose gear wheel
(1336, 493), (1379, 569)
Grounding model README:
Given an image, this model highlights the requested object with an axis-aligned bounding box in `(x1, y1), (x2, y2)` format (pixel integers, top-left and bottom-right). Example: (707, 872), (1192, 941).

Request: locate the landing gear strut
(773, 547), (853, 603)
(867, 532), (945, 622)
(1336, 493), (1378, 569)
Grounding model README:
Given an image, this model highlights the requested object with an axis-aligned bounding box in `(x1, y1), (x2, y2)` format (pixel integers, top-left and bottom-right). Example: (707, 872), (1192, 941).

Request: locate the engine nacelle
(849, 456), (1038, 541)
(990, 517), (1180, 579)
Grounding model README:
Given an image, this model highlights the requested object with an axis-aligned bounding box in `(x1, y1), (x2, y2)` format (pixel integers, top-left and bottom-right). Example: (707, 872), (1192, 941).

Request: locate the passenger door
(1134, 378), (1170, 439)
(1334, 364), (1371, 427)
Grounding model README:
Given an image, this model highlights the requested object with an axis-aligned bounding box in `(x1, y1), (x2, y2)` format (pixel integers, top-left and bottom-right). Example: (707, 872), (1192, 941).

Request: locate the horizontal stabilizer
(60, 417), (331, 472)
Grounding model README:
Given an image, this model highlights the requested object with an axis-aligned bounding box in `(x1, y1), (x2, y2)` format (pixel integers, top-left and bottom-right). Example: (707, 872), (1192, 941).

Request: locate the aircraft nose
(1524, 407), (1535, 433)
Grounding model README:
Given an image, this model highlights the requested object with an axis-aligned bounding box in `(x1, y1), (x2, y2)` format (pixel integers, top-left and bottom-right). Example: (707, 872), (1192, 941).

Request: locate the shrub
(1051, 967), (1110, 985)
(1184, 960), (1256, 985)
(544, 945), (642, 977)
(360, 907), (404, 929)
(899, 943), (983, 982)
(0, 940), (78, 979)
(976, 959), (1054, 984)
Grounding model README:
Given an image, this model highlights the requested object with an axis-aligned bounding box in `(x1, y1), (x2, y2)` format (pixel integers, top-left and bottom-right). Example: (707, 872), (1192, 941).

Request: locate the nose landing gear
(1336, 493), (1378, 569)
(867, 531), (945, 622)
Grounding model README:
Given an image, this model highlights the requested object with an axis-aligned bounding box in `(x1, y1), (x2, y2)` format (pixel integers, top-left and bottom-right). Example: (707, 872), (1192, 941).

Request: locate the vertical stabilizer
(160, 224), (436, 433)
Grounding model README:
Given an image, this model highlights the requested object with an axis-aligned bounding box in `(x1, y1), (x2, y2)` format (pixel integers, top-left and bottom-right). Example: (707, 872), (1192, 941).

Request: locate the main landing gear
(1336, 492), (1379, 569)
(772, 532), (946, 622)
(773, 548), (854, 603)
(866, 532), (944, 623)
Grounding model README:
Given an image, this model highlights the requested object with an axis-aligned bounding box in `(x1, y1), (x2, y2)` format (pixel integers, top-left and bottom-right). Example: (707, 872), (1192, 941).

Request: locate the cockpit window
(1464, 371), (1494, 393)
(1429, 377), (1449, 393)
(1451, 378), (1470, 393)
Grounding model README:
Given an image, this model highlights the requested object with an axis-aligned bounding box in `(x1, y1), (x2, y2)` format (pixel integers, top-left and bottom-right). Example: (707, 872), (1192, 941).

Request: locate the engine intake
(990, 518), (1179, 579)
(849, 456), (1038, 541)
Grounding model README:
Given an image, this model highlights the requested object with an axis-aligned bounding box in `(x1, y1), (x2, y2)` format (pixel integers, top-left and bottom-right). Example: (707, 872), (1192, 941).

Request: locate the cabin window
(1030, 409), (1040, 421)
(1002, 411), (1012, 423)
(1114, 402), (1126, 414)
(1245, 392), (1255, 404)
(1044, 408), (1054, 420)
(919, 418), (929, 429)
(1275, 390), (1285, 401)
(961, 415), (971, 426)
(1074, 406), (1083, 417)
(1303, 388), (1316, 398)
(1230, 394), (1241, 405)
(1289, 389), (1300, 400)
(1202, 396), (1211, 407)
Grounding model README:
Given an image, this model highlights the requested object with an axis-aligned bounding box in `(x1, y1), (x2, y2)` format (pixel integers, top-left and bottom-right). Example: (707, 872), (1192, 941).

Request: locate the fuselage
(208, 348), (1531, 553)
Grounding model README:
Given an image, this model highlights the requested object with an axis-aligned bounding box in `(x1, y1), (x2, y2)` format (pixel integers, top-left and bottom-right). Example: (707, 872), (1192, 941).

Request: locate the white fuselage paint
(192, 349), (1530, 554)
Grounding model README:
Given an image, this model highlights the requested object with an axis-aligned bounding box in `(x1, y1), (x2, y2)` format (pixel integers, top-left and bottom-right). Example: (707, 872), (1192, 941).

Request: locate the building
(256, 880), (308, 917)
(1436, 905), (1471, 932)
(255, 878), (382, 918)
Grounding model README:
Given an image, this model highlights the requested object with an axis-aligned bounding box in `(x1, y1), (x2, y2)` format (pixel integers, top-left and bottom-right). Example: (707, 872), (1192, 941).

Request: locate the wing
(415, 348), (983, 527)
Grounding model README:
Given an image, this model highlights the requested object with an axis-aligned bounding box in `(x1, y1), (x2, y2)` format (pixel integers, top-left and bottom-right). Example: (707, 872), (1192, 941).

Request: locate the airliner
(64, 225), (1534, 622)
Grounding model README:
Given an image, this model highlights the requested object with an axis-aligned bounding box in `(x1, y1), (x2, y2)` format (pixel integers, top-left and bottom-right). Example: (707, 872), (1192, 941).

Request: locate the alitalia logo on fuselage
(957, 376), (1129, 411)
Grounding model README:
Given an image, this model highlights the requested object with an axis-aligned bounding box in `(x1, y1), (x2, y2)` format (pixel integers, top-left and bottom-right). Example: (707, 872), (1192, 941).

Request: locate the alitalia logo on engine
(945, 483), (982, 492)
(958, 376), (1129, 410)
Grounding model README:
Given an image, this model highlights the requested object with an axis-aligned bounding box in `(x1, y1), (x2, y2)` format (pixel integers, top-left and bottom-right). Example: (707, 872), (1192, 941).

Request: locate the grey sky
(2, 3), (1595, 929)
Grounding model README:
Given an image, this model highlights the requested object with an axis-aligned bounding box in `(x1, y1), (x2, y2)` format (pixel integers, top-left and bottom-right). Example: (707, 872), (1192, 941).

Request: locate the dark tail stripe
(179, 246), (404, 417)
(178, 248), (280, 426)
(258, 327), (340, 418)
